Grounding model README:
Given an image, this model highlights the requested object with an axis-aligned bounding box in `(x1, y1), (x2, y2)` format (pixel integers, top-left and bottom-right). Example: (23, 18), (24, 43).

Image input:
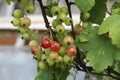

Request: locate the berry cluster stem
(65, 0), (75, 39)
(37, 0), (56, 41)
(37, 0), (49, 28)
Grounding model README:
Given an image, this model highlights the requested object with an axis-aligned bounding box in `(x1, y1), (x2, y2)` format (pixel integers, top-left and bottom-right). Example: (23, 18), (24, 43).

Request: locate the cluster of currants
(51, 5), (73, 33)
(11, 3), (36, 39)
(29, 36), (77, 70)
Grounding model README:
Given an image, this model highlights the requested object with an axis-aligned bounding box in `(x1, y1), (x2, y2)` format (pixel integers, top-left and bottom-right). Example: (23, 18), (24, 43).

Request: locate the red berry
(32, 46), (40, 55)
(50, 41), (61, 52)
(67, 46), (77, 57)
(75, 27), (84, 35)
(105, 32), (109, 36)
(41, 38), (51, 49)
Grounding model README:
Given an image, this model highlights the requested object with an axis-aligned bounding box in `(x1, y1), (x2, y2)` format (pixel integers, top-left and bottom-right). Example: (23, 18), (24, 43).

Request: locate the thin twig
(37, 0), (56, 41)
(65, 0), (75, 39)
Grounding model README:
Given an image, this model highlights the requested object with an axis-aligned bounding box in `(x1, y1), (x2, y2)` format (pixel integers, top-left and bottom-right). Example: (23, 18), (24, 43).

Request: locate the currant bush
(7, 0), (120, 80)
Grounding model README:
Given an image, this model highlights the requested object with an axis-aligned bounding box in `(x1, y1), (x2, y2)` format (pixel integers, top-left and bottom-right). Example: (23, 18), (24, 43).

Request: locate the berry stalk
(65, 0), (75, 39)
(37, 0), (56, 41)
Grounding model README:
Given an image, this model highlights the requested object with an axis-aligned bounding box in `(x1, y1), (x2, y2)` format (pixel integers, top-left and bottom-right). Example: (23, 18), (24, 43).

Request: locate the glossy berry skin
(67, 46), (77, 57)
(63, 55), (72, 64)
(22, 33), (30, 40)
(11, 18), (21, 27)
(49, 51), (58, 60)
(55, 24), (65, 33)
(41, 38), (51, 49)
(56, 56), (63, 63)
(83, 12), (90, 20)
(75, 27), (84, 35)
(57, 13), (67, 22)
(60, 7), (68, 15)
(13, 9), (24, 18)
(17, 27), (26, 34)
(41, 54), (47, 62)
(52, 19), (61, 28)
(65, 17), (73, 26)
(29, 40), (39, 48)
(50, 41), (61, 52)
(47, 58), (55, 66)
(26, 3), (36, 14)
(51, 6), (60, 15)
(38, 61), (46, 70)
(20, 17), (31, 27)
(63, 36), (74, 45)
(32, 46), (40, 55)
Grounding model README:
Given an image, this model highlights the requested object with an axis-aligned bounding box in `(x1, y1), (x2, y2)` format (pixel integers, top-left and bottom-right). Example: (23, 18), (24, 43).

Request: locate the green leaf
(38, 69), (53, 80)
(20, 0), (30, 6)
(46, 0), (52, 5)
(34, 76), (39, 80)
(5, 0), (16, 4)
(45, 0), (53, 17)
(56, 33), (65, 43)
(75, 0), (95, 12)
(98, 14), (120, 34)
(98, 14), (120, 48)
(112, 1), (120, 9)
(45, 8), (52, 17)
(114, 61), (120, 72)
(88, 0), (107, 24)
(94, 75), (104, 80)
(75, 26), (120, 72)
(58, 69), (70, 80)
(109, 27), (120, 48)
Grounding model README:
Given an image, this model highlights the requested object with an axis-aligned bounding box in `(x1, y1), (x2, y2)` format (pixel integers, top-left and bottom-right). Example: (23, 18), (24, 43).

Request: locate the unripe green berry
(13, 9), (24, 18)
(57, 13), (67, 22)
(51, 6), (60, 15)
(22, 33), (30, 40)
(28, 40), (39, 48)
(17, 27), (26, 34)
(55, 24), (65, 33)
(60, 7), (68, 15)
(38, 61), (46, 70)
(26, 3), (36, 14)
(11, 18), (21, 27)
(65, 17), (73, 26)
(82, 12), (90, 20)
(52, 19), (61, 28)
